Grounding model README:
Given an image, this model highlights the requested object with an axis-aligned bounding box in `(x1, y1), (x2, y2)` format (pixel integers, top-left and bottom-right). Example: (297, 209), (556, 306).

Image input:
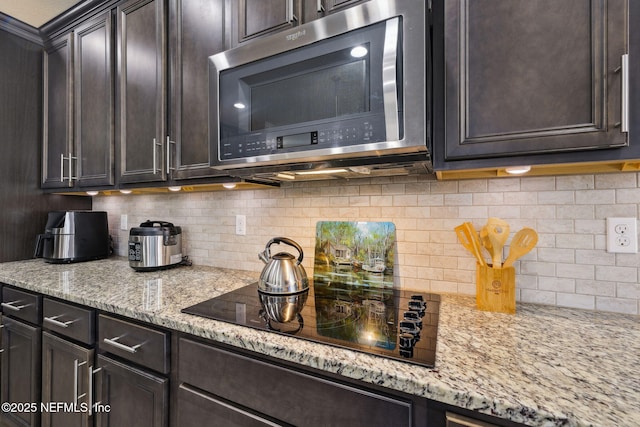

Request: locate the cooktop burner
(182, 281), (440, 368)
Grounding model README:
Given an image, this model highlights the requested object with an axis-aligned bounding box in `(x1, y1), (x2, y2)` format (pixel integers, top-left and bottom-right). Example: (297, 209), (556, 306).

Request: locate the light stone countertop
(0, 258), (637, 427)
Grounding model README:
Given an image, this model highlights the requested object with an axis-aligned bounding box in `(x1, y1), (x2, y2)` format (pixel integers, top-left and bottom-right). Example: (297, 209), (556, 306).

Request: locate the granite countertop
(0, 258), (638, 427)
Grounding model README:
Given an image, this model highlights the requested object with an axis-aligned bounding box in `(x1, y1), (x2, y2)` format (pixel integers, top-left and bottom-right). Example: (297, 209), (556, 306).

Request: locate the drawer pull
(44, 315), (76, 328)
(1, 300), (31, 311)
(103, 336), (142, 353)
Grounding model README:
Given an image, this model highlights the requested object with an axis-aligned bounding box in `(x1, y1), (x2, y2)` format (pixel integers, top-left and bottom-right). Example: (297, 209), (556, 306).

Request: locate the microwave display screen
(250, 51), (369, 131)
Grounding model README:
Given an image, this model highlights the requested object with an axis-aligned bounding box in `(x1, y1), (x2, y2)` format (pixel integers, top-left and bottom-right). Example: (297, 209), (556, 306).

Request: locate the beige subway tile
(538, 277), (575, 293)
(488, 178), (520, 192)
(595, 297), (638, 314)
(556, 233), (593, 249)
(521, 176), (555, 191)
(393, 194), (418, 206)
(458, 206), (489, 219)
(556, 263), (594, 280)
(576, 280), (616, 297)
(594, 203), (637, 218)
(520, 289), (556, 305)
(557, 293), (595, 310)
(556, 175), (594, 190)
(444, 193), (473, 206)
(595, 172), (637, 189)
(538, 248), (575, 263)
(616, 283), (640, 299)
(595, 265), (637, 283)
(417, 194), (444, 206)
(537, 190), (575, 205)
(458, 179), (487, 193)
(472, 192), (504, 205)
(616, 188), (640, 204)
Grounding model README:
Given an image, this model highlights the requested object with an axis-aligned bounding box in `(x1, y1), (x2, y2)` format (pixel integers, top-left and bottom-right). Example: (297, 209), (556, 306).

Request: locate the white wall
(94, 171), (640, 315)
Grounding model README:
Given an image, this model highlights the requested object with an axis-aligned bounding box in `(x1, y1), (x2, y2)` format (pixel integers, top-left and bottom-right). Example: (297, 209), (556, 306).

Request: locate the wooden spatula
(503, 228), (538, 268)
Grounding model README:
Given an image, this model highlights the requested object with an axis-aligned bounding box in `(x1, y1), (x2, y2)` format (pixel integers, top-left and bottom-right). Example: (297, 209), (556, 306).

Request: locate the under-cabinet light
(504, 166), (532, 175)
(222, 183), (237, 189)
(119, 189), (132, 194)
(295, 168), (349, 176)
(168, 186), (182, 192)
(86, 191), (99, 196)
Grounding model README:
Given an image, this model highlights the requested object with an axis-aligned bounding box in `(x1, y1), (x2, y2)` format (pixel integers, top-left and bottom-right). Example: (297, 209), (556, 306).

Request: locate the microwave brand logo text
(286, 29), (306, 41)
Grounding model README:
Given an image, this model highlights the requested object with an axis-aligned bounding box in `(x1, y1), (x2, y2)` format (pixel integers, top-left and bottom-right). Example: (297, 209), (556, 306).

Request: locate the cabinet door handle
(103, 336), (142, 353)
(1, 301), (31, 311)
(152, 138), (163, 174)
(286, 0), (297, 23)
(317, 0), (325, 13)
(73, 359), (88, 404)
(88, 365), (102, 416)
(44, 315), (76, 328)
(60, 153), (78, 182)
(60, 153), (65, 182)
(621, 54), (629, 133)
(166, 136), (175, 173)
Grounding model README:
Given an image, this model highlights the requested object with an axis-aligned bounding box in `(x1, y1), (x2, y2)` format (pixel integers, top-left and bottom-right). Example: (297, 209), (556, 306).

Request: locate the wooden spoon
(486, 218), (510, 268)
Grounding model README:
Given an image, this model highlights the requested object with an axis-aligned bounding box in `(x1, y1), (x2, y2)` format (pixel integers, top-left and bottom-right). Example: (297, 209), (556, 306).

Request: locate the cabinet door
(41, 332), (94, 427)
(1, 316), (42, 427)
(74, 12), (115, 188)
(168, 0), (229, 180)
(117, 0), (167, 184)
(95, 354), (168, 427)
(440, 0), (628, 161)
(236, 0), (298, 43)
(42, 33), (74, 189)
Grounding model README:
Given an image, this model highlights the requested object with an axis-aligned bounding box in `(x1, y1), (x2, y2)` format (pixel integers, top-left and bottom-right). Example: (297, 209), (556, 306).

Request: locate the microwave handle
(382, 17), (400, 141)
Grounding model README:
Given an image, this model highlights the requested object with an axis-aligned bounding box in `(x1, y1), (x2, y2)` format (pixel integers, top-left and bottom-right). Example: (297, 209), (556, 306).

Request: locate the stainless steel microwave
(209, 0), (430, 180)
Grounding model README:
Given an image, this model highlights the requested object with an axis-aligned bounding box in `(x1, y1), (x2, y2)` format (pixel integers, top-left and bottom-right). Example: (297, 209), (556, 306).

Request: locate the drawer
(178, 338), (412, 427)
(43, 298), (95, 345)
(98, 314), (169, 374)
(2, 287), (42, 324)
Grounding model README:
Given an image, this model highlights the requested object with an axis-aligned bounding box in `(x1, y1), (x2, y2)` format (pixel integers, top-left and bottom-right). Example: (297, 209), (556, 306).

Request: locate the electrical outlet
(120, 214), (128, 230)
(235, 215), (246, 236)
(606, 217), (638, 253)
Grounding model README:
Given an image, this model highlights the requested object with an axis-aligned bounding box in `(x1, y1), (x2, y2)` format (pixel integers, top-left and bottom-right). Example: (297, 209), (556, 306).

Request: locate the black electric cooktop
(182, 281), (440, 368)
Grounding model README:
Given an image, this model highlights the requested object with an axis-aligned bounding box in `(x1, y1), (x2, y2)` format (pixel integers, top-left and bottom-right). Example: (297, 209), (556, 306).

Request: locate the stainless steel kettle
(258, 237), (308, 294)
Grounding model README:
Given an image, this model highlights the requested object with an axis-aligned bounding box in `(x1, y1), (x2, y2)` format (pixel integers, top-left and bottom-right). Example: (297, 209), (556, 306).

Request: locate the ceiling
(0, 0), (84, 28)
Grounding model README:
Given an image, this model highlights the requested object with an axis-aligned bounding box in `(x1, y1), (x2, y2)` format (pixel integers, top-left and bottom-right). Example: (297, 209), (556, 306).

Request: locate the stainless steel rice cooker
(128, 220), (182, 271)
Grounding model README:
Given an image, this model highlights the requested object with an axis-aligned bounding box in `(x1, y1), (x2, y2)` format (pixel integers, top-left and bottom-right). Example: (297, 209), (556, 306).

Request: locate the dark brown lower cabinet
(0, 316), (42, 427)
(177, 337), (423, 427)
(41, 332), (94, 427)
(94, 354), (168, 427)
(177, 384), (282, 427)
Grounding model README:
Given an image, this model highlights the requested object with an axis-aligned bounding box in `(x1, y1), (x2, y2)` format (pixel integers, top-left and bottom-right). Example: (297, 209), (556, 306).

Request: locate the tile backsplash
(94, 172), (640, 315)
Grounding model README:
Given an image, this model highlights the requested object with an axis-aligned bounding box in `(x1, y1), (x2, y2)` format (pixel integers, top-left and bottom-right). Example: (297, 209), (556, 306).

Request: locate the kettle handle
(265, 237), (304, 265)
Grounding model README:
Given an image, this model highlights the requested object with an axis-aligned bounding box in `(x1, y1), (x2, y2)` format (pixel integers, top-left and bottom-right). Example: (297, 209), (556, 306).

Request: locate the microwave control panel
(219, 115), (387, 160)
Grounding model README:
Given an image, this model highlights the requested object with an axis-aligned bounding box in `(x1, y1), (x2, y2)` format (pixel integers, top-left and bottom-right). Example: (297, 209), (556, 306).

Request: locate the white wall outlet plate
(606, 217), (638, 253)
(235, 214), (246, 236)
(120, 214), (128, 231)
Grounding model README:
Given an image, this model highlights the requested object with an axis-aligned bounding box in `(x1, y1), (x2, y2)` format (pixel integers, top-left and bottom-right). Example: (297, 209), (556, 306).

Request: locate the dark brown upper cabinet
(434, 0), (630, 166)
(116, 0), (167, 184)
(235, 0), (300, 44)
(42, 34), (73, 189)
(42, 13), (115, 190)
(74, 12), (115, 188)
(168, 0), (230, 180)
